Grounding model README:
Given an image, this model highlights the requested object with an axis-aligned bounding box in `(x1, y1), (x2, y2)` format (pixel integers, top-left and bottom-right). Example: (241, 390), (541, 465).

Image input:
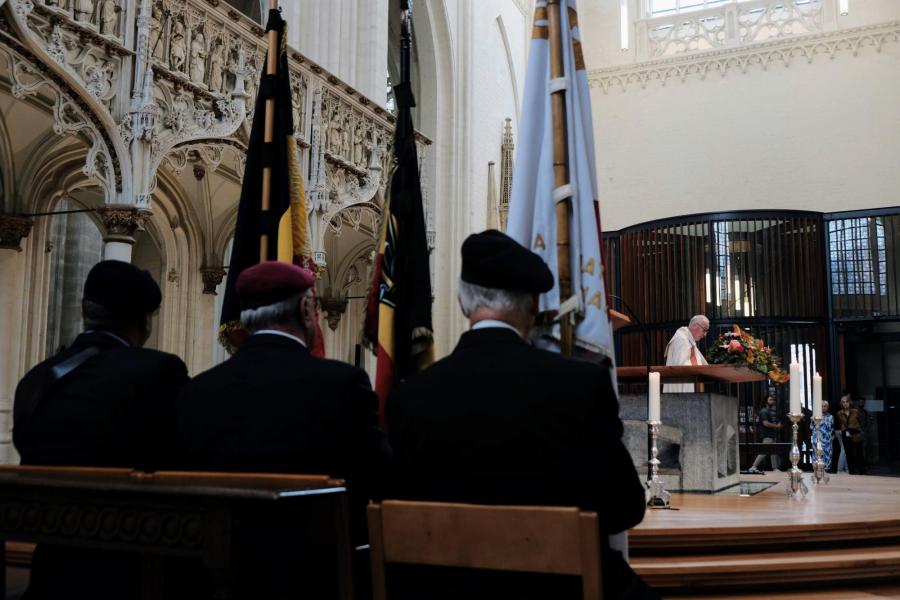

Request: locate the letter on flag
(507, 0), (615, 365)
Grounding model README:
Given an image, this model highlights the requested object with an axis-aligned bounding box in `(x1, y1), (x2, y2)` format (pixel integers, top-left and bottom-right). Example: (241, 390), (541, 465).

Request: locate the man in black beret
(13, 259), (189, 599)
(174, 261), (391, 598)
(386, 230), (652, 600)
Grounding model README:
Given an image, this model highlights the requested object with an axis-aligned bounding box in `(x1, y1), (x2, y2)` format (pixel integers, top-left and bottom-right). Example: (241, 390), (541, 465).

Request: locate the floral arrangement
(707, 324), (790, 383)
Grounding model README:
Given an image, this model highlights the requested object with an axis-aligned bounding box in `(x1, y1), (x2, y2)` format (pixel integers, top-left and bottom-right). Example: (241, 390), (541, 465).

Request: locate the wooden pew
(0, 465), (352, 600)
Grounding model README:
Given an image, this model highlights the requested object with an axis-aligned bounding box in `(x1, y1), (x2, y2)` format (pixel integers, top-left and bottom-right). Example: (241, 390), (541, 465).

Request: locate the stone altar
(619, 392), (740, 493)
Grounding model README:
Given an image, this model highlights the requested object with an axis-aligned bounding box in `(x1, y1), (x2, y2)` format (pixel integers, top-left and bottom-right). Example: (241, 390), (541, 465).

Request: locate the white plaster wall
(422, 0), (531, 357)
(581, 0), (900, 231)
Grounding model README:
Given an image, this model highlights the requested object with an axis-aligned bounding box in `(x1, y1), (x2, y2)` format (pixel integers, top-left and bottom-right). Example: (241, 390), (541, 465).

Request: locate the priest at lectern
(663, 315), (710, 392)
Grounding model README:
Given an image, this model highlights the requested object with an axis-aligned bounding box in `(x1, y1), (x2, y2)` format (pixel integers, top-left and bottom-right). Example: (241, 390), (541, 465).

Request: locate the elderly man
(387, 230), (653, 600)
(14, 259), (189, 600)
(663, 314), (710, 392)
(14, 260), (188, 468)
(175, 261), (390, 597)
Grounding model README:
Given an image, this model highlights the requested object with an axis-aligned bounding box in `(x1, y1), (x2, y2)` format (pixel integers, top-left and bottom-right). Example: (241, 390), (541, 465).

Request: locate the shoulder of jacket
(120, 347), (187, 370)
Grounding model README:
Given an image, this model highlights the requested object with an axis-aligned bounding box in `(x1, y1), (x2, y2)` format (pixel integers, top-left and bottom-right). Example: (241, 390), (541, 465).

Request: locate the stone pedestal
(620, 392), (739, 493)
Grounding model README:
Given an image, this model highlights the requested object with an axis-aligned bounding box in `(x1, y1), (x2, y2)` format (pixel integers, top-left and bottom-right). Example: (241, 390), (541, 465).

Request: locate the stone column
(355, 0), (389, 103)
(99, 205), (150, 262)
(0, 215), (33, 464)
(339, 0), (357, 86)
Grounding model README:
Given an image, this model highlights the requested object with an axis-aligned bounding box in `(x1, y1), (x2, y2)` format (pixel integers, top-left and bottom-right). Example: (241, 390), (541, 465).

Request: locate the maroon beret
(236, 261), (315, 310)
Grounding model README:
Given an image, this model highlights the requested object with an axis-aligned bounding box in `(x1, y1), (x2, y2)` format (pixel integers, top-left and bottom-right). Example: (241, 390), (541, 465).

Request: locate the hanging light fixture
(839, 0), (849, 16)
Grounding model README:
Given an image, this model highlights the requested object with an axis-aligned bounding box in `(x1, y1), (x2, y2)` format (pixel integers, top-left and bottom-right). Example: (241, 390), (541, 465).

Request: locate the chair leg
(367, 505), (387, 600)
(579, 514), (602, 600)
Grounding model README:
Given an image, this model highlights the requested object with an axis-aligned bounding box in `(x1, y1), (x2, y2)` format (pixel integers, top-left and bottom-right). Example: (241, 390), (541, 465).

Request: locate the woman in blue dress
(812, 400), (834, 469)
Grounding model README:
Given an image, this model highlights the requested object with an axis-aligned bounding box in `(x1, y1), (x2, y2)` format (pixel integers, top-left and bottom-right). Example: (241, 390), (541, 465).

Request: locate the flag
(506, 0), (615, 364)
(219, 8), (324, 357)
(364, 80), (434, 425)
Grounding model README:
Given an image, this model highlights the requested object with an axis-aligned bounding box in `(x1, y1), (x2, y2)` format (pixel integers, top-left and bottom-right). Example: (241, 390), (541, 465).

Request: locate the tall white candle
(813, 373), (823, 419)
(789, 362), (801, 415)
(648, 371), (661, 422)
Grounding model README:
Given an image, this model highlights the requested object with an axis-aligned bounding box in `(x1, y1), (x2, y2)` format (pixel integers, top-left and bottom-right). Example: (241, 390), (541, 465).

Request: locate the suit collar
(72, 331), (130, 350)
(239, 332), (310, 354)
(454, 327), (528, 352)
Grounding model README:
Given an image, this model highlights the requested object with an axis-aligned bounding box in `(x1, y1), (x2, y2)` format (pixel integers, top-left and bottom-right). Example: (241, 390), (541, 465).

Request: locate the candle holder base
(646, 420), (671, 509)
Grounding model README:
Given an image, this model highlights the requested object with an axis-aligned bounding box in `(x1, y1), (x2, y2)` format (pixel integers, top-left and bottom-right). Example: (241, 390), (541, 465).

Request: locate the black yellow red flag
(364, 80), (434, 425)
(219, 8), (324, 356)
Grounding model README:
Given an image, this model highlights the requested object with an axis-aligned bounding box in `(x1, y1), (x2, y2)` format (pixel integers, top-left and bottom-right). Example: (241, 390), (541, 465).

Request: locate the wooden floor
(630, 474), (900, 594)
(674, 582), (900, 599)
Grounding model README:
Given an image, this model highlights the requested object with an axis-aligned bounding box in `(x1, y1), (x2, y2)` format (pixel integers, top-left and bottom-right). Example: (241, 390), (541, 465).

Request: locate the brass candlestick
(812, 416), (829, 485)
(646, 420), (670, 508)
(787, 412), (808, 499)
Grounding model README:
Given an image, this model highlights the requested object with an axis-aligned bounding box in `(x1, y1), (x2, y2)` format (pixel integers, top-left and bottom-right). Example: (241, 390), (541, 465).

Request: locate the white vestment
(663, 326), (707, 393)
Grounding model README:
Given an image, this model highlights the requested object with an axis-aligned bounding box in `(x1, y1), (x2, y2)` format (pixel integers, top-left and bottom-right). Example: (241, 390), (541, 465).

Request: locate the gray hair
(240, 291), (308, 331)
(689, 315), (709, 328)
(458, 279), (534, 317)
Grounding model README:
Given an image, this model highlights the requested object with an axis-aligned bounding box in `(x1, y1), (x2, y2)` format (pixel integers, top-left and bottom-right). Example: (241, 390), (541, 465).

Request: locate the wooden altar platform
(629, 474), (900, 595)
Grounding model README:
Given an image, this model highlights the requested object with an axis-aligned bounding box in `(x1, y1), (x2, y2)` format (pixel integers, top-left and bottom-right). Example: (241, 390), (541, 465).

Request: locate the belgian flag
(364, 79), (434, 426)
(219, 8), (324, 356)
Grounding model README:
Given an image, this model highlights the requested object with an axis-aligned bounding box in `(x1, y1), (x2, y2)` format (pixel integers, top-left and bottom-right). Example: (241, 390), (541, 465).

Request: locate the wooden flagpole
(547, 0), (574, 356)
(260, 0), (279, 261)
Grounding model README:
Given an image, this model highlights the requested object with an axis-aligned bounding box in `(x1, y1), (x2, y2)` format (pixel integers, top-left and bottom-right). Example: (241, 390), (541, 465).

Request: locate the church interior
(0, 0), (899, 598)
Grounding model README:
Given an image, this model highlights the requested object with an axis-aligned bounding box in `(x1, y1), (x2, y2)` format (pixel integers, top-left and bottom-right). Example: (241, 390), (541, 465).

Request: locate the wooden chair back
(368, 500), (602, 600)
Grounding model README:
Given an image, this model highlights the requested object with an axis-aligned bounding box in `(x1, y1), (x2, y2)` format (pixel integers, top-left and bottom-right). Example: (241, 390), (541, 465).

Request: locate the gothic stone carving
(0, 215), (34, 251)
(590, 21), (900, 94)
(200, 266), (226, 294)
(319, 296), (348, 331)
(12, 0), (128, 112)
(1, 36), (119, 200)
(99, 205), (150, 242)
(738, 0), (823, 45)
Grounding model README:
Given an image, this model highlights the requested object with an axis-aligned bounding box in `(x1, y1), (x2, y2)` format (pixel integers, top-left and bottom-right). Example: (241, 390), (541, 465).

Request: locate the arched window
(45, 199), (103, 357)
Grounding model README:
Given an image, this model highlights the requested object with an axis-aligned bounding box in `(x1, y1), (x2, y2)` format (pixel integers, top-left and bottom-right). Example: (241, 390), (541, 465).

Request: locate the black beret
(83, 260), (162, 320)
(461, 230), (554, 294)
(236, 261), (316, 310)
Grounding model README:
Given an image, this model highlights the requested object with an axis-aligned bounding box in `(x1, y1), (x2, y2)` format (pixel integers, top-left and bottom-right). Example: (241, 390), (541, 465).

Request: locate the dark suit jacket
(14, 330), (189, 470)
(175, 332), (390, 524)
(386, 327), (650, 599)
(13, 330), (189, 600)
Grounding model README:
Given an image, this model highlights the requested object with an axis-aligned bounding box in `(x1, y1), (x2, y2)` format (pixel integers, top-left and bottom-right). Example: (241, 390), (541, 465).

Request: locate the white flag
(507, 0), (614, 364)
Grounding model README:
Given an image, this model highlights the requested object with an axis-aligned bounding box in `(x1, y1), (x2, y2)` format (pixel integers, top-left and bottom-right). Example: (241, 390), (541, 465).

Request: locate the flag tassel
(547, 0), (575, 356)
